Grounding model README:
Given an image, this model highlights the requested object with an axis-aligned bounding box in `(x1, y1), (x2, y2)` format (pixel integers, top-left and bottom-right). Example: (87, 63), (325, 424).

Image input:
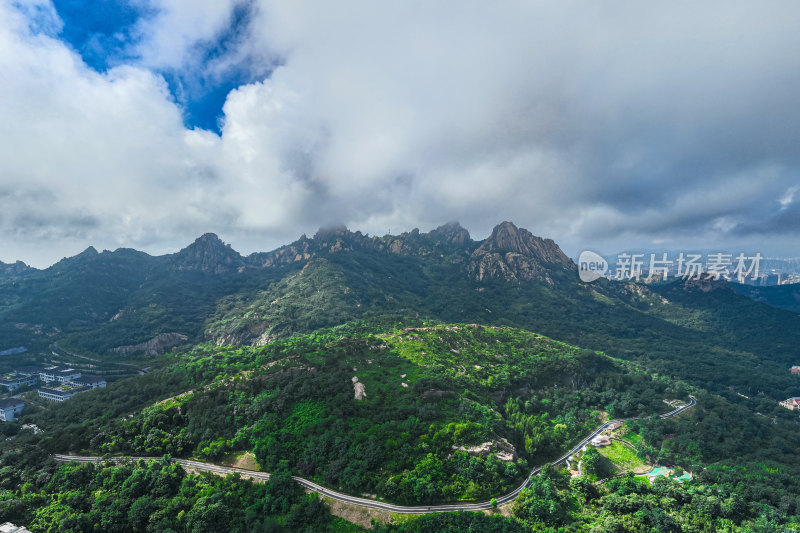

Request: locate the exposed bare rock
(477, 222), (571, 263)
(212, 321), (270, 346)
(352, 376), (367, 400)
(251, 235), (314, 267)
(170, 233), (243, 274)
(254, 330), (275, 346)
(682, 273), (733, 293)
(454, 438), (517, 462)
(0, 259), (32, 277)
(388, 239), (412, 254)
(246, 221), (473, 270)
(428, 221), (471, 245)
(469, 252), (520, 282)
(469, 221), (574, 283)
(113, 332), (188, 356)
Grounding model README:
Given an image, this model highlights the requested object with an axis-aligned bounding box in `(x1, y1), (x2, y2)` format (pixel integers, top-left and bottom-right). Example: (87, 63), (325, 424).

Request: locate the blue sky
(52, 0), (146, 69)
(2, 1), (800, 267)
(51, 0), (264, 132)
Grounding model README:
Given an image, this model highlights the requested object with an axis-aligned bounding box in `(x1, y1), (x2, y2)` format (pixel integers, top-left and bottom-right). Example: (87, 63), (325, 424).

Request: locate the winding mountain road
(55, 395), (695, 514)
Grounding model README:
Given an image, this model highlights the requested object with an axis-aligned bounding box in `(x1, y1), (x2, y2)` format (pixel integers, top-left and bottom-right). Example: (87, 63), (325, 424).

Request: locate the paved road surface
(55, 395), (695, 514)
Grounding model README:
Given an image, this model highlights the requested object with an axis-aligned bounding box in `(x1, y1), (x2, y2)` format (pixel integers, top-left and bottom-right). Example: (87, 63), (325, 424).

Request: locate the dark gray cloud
(2, 1), (800, 266)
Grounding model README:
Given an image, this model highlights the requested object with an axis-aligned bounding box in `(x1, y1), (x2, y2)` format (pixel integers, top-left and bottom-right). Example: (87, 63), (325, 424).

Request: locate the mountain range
(1, 221), (799, 399)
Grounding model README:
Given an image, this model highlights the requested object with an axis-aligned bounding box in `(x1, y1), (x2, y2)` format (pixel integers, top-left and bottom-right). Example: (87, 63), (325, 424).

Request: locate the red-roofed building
(779, 397), (800, 410)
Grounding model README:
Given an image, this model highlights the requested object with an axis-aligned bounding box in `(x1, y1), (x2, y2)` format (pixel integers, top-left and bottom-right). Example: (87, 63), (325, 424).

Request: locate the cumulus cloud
(0, 0), (224, 263)
(2, 1), (800, 266)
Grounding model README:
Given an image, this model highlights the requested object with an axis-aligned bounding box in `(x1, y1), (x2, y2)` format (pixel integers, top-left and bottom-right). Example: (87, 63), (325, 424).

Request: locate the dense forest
(2, 320), (800, 530)
(28, 322), (682, 503)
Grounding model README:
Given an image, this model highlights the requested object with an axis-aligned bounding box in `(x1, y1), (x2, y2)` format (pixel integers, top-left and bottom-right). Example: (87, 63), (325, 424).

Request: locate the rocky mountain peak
(428, 222), (471, 245)
(173, 233), (243, 274)
(78, 246), (99, 257)
(681, 273), (733, 293)
(468, 222), (574, 283)
(314, 224), (351, 240)
(477, 221), (571, 265)
(0, 259), (32, 277)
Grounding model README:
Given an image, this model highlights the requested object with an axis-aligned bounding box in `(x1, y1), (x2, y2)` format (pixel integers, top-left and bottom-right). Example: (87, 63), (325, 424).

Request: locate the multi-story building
(0, 374), (38, 391)
(0, 399), (25, 421)
(73, 376), (107, 388)
(38, 384), (91, 402)
(39, 367), (81, 384)
(13, 367), (42, 377)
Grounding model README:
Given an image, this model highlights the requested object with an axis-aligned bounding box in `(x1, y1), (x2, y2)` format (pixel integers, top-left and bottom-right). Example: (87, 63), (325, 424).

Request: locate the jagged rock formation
(247, 222), (474, 269)
(682, 273), (733, 293)
(0, 260), (32, 277)
(251, 235), (314, 268)
(214, 322), (271, 346)
(0, 220), (581, 351)
(428, 221), (472, 245)
(468, 221), (574, 283)
(113, 332), (188, 356)
(170, 233), (243, 274)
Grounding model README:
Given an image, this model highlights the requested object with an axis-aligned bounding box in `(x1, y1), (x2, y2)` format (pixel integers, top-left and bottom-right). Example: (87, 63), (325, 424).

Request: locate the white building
(591, 435), (612, 446)
(73, 376), (107, 388)
(38, 385), (90, 402)
(0, 374), (38, 391)
(39, 368), (81, 384)
(779, 397), (800, 410)
(0, 399), (25, 421)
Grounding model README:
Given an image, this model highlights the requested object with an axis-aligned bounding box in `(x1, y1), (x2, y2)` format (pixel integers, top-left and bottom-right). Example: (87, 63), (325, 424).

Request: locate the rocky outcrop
(469, 221), (574, 283)
(0, 260), (32, 277)
(170, 233), (243, 274)
(213, 321), (271, 346)
(476, 221), (572, 264)
(113, 332), (188, 356)
(682, 273), (733, 293)
(428, 222), (472, 245)
(454, 438), (517, 462)
(352, 376), (367, 400)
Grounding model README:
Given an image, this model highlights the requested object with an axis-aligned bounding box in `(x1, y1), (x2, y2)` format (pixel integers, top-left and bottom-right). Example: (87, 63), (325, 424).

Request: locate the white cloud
(779, 186), (798, 210)
(132, 0), (243, 70)
(11, 0), (63, 37)
(0, 1), (227, 264)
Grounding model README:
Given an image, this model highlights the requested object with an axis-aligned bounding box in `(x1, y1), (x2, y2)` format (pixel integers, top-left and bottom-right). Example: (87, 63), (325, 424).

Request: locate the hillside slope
(30, 321), (678, 504)
(9, 321), (800, 531)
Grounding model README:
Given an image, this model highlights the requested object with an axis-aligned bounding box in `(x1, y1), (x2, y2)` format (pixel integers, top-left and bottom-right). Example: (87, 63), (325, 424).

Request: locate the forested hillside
(3, 320), (800, 531)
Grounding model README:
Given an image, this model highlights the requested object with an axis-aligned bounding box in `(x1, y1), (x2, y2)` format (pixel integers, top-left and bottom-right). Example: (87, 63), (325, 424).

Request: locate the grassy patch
(598, 441), (647, 472)
(620, 424), (643, 447)
(219, 451), (261, 471)
(284, 399), (326, 433)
